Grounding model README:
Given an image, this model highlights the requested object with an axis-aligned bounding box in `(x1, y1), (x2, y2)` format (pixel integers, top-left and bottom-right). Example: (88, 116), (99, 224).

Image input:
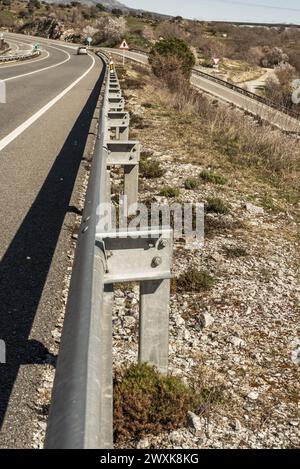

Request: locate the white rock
(175, 315), (185, 327)
(199, 312), (214, 329)
(245, 203), (264, 216)
(187, 411), (204, 437)
(169, 430), (185, 445)
(137, 438), (150, 449)
(123, 316), (136, 328)
(291, 348), (300, 365)
(233, 419), (242, 432)
(229, 336), (246, 348)
(247, 391), (259, 401)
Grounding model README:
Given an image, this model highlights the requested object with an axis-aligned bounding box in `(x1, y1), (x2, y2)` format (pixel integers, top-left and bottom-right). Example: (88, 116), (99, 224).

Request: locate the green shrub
(140, 158), (164, 179)
(114, 363), (199, 443)
(175, 269), (215, 293)
(184, 178), (199, 190)
(200, 170), (227, 185)
(160, 186), (180, 198)
(223, 246), (248, 258)
(149, 37), (195, 79)
(206, 197), (230, 214)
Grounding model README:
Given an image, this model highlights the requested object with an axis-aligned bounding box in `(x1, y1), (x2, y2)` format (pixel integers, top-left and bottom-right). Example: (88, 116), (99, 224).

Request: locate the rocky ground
(31, 57), (300, 450)
(111, 59), (300, 449)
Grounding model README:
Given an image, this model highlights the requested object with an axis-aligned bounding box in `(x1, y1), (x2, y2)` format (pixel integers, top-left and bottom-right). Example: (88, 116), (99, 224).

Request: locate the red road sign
(119, 39), (129, 50)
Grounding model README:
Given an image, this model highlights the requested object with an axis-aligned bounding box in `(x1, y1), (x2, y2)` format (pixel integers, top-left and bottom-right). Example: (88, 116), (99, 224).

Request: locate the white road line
(0, 54), (96, 153)
(7, 33), (79, 51)
(3, 47), (70, 82)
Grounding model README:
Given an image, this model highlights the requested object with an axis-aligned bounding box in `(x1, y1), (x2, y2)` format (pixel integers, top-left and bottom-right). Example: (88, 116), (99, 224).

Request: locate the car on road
(77, 46), (88, 55)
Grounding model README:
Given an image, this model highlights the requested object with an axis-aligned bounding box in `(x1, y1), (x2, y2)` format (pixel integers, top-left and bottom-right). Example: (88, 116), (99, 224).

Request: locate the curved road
(0, 33), (104, 448)
(107, 48), (300, 133)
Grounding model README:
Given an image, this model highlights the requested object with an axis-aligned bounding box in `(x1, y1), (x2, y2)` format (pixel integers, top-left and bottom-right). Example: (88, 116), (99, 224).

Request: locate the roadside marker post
(87, 37), (92, 49)
(0, 80), (6, 104)
(119, 39), (129, 66)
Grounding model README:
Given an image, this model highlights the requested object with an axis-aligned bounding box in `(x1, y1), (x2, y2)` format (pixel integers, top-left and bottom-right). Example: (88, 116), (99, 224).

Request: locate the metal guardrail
(191, 67), (300, 120)
(0, 49), (41, 62)
(45, 51), (173, 449)
(127, 48), (300, 121)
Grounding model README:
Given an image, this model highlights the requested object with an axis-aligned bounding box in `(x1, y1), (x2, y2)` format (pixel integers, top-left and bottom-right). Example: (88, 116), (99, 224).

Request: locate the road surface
(0, 33), (104, 448)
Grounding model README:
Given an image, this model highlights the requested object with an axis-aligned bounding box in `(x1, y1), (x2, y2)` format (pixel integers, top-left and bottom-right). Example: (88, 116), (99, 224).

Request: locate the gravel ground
(111, 61), (300, 449)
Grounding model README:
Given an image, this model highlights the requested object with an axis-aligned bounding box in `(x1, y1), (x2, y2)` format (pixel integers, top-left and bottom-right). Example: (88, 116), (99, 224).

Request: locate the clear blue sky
(124, 0), (300, 24)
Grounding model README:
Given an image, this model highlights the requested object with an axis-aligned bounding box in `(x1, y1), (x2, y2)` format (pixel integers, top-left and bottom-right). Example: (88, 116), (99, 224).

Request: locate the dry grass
(154, 82), (300, 202)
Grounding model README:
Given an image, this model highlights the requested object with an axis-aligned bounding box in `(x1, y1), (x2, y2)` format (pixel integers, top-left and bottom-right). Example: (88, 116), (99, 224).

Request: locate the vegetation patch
(159, 186), (180, 198)
(140, 158), (165, 179)
(184, 178), (200, 190)
(114, 363), (200, 443)
(175, 269), (215, 293)
(205, 197), (230, 215)
(200, 170), (228, 185)
(223, 245), (248, 258)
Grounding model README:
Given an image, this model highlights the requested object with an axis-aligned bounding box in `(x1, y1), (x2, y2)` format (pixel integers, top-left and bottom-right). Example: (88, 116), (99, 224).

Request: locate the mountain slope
(43, 0), (129, 9)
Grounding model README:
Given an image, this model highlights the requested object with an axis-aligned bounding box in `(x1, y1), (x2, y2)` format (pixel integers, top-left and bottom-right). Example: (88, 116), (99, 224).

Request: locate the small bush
(160, 186), (180, 198)
(200, 170), (227, 185)
(130, 113), (147, 129)
(184, 178), (199, 190)
(223, 246), (248, 258)
(175, 269), (215, 293)
(140, 158), (164, 179)
(114, 363), (199, 443)
(206, 197), (230, 215)
(125, 78), (146, 90)
(149, 37), (195, 79)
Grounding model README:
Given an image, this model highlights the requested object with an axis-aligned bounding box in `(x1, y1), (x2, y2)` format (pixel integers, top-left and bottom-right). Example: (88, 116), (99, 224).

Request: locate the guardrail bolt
(152, 256), (162, 268)
(158, 239), (168, 249)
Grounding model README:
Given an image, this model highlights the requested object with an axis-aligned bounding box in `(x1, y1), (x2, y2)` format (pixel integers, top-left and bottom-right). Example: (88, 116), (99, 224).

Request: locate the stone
(229, 336), (246, 348)
(291, 348), (300, 365)
(245, 203), (264, 216)
(247, 391), (259, 401)
(169, 430), (184, 445)
(137, 438), (150, 449)
(233, 419), (242, 432)
(123, 316), (136, 328)
(187, 411), (204, 437)
(199, 312), (214, 329)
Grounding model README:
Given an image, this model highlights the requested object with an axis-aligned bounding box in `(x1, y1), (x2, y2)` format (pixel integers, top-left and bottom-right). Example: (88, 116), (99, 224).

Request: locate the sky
(124, 0), (300, 24)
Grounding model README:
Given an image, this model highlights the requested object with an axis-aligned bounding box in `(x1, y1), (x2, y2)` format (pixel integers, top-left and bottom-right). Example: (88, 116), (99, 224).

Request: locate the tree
(149, 37), (195, 79)
(112, 8), (123, 17)
(261, 46), (289, 68)
(93, 16), (127, 46)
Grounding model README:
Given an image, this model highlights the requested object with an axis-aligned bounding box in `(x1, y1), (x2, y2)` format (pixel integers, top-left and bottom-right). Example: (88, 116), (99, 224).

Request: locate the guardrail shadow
(0, 62), (105, 430)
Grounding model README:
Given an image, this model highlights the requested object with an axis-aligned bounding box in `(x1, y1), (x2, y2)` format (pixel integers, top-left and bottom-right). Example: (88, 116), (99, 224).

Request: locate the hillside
(2, 0), (300, 106)
(44, 0), (128, 9)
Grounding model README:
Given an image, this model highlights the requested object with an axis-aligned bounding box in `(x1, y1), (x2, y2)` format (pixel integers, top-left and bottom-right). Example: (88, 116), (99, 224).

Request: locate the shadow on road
(0, 63), (105, 429)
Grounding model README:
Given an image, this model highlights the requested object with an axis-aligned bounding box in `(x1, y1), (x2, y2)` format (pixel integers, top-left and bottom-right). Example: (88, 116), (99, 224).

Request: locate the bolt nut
(152, 256), (162, 268)
(159, 238), (168, 249)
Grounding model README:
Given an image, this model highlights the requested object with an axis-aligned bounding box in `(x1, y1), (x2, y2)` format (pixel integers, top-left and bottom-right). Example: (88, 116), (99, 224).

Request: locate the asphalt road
(0, 33), (104, 448)
(108, 49), (300, 133)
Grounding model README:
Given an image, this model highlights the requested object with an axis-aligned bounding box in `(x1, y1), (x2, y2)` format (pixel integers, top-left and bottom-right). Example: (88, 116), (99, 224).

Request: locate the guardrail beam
(108, 112), (129, 141)
(109, 89), (122, 99)
(107, 141), (140, 215)
(108, 97), (125, 112)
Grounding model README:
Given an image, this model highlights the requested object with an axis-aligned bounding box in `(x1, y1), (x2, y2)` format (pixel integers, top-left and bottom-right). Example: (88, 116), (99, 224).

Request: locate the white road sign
(119, 39), (129, 50)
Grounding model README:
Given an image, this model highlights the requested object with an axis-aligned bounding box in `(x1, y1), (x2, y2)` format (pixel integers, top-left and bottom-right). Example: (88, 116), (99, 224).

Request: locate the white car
(77, 46), (88, 55)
